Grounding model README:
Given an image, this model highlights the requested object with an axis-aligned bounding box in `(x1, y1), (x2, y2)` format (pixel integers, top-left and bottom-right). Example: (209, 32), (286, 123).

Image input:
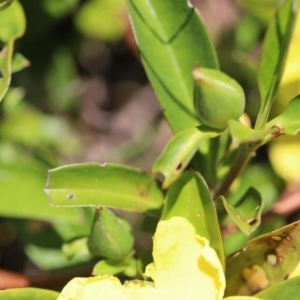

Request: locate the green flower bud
(193, 67), (245, 130)
(88, 207), (134, 261)
(0, 0), (13, 11)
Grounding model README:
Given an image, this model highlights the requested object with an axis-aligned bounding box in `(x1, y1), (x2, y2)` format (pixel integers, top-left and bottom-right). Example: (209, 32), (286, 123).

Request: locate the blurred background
(1, 0), (300, 291)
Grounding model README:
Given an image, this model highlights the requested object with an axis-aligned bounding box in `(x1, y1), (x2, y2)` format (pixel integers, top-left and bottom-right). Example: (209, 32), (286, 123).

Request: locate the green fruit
(193, 67), (245, 130)
(88, 207), (134, 261)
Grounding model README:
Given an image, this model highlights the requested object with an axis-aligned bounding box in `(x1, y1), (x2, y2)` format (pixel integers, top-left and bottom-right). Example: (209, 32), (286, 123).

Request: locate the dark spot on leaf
(175, 162), (182, 171)
(247, 218), (257, 226)
(67, 193), (75, 200)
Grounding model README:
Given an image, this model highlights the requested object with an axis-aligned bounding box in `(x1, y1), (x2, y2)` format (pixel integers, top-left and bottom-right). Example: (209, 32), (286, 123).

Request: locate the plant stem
(213, 142), (259, 198)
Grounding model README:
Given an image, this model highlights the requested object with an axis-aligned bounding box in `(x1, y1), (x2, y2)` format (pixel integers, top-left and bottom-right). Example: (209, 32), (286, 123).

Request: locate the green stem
(213, 142), (259, 198)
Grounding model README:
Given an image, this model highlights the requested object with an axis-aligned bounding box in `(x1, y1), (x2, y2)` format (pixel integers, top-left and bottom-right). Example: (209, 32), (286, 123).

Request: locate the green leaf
(92, 257), (141, 277)
(11, 218), (92, 271)
(221, 187), (263, 235)
(225, 220), (300, 296)
(11, 52), (30, 73)
(161, 171), (224, 267)
(0, 288), (59, 300)
(228, 119), (266, 143)
(0, 0), (26, 102)
(62, 237), (90, 260)
(46, 163), (164, 212)
(255, 276), (300, 299)
(128, 0), (218, 132)
(256, 0), (297, 129)
(0, 0), (25, 42)
(152, 127), (218, 189)
(266, 94), (300, 137)
(0, 154), (82, 222)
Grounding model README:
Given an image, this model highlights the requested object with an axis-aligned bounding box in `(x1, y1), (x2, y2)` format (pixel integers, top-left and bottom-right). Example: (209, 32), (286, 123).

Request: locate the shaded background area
(2, 0), (299, 291)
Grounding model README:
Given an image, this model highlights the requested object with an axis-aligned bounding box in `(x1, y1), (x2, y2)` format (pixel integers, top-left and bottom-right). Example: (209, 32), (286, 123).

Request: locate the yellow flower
(269, 9), (300, 183)
(276, 8), (300, 113)
(58, 217), (260, 300)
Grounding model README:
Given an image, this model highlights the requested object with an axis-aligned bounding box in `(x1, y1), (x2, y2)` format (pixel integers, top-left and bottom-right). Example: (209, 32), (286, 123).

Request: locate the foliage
(1, 0), (300, 299)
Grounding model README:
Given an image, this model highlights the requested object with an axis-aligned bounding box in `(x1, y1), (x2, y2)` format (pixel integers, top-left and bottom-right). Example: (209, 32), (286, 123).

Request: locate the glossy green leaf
(228, 119), (266, 143)
(256, 0), (297, 129)
(88, 207), (134, 260)
(46, 163), (164, 212)
(255, 276), (300, 299)
(152, 127), (218, 189)
(0, 288), (59, 300)
(128, 0), (218, 132)
(266, 95), (300, 137)
(225, 220), (300, 296)
(161, 171), (224, 267)
(0, 0), (26, 102)
(221, 187), (263, 235)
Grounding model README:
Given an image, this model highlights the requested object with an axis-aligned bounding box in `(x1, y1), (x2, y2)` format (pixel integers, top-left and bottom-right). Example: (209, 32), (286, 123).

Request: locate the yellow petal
(276, 8), (300, 113)
(145, 216), (225, 300)
(269, 136), (300, 182)
(57, 217), (225, 300)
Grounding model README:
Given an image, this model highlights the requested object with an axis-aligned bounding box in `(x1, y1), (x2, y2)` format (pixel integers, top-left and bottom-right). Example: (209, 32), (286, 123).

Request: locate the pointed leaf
(161, 171), (224, 267)
(152, 127), (218, 189)
(11, 52), (30, 73)
(128, 0), (218, 132)
(221, 187), (263, 235)
(225, 220), (300, 296)
(229, 119), (266, 143)
(256, 0), (297, 128)
(46, 163), (163, 212)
